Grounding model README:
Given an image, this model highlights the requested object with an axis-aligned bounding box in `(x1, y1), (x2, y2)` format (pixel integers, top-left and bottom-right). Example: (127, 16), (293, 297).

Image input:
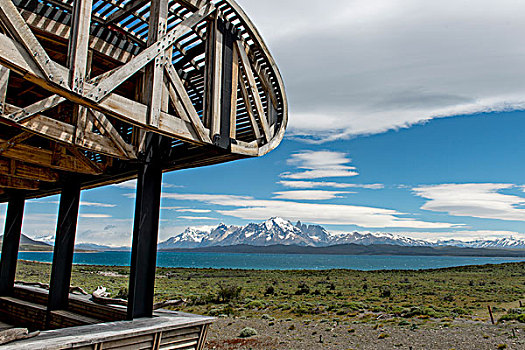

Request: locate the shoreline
(15, 259), (525, 273)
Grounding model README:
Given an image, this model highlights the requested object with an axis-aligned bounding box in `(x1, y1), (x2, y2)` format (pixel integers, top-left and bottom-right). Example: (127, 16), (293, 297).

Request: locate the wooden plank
(0, 159), (58, 182)
(89, 110), (137, 159)
(0, 65), (8, 115)
(0, 137), (100, 174)
(0, 175), (38, 190)
(47, 179), (81, 315)
(236, 40), (271, 142)
(89, 3), (216, 103)
(0, 0), (66, 85)
(165, 63), (211, 143)
(0, 194), (25, 296)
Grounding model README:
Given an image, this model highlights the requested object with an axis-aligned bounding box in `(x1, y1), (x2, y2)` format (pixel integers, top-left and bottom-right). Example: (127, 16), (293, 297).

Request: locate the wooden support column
(127, 133), (163, 319)
(127, 0), (168, 320)
(0, 191), (25, 296)
(205, 17), (236, 149)
(47, 179), (81, 314)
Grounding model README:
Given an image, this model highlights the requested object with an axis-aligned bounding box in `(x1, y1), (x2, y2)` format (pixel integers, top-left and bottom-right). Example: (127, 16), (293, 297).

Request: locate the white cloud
(113, 180), (136, 189)
(177, 216), (216, 220)
(281, 150), (358, 179)
(176, 209), (212, 213)
(279, 180), (383, 189)
(414, 183), (525, 221)
(236, 0), (525, 141)
(272, 190), (351, 200)
(162, 192), (458, 229)
(79, 214), (112, 218)
(80, 201), (116, 208)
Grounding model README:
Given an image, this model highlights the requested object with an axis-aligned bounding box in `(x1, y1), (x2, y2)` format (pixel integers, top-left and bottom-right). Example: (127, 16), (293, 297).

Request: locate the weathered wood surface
(2, 316), (213, 350)
(0, 0), (286, 199)
(0, 328), (39, 346)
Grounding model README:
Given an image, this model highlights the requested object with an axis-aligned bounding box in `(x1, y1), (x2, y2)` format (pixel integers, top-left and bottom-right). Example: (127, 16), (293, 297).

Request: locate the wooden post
(0, 191), (25, 296)
(127, 0), (168, 320)
(127, 133), (164, 319)
(488, 305), (495, 325)
(215, 19), (235, 150)
(47, 179), (81, 313)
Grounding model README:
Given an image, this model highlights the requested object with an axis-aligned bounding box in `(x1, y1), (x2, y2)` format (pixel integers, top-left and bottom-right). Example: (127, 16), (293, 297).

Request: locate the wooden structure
(0, 0), (286, 348)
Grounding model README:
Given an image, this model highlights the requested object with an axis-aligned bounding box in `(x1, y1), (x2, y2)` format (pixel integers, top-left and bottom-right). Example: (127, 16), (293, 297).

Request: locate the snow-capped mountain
(331, 232), (432, 247)
(436, 237), (525, 249)
(158, 217), (525, 250)
(159, 217), (325, 249)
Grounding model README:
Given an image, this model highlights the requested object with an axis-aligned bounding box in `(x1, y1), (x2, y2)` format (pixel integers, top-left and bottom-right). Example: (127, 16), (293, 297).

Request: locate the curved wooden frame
(0, 0), (287, 199)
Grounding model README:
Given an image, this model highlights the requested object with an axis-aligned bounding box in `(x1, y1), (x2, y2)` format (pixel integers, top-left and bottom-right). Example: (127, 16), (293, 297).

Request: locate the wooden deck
(0, 285), (213, 349)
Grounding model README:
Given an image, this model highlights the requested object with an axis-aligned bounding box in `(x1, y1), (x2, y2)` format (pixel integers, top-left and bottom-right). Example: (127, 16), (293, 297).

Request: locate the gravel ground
(205, 316), (525, 350)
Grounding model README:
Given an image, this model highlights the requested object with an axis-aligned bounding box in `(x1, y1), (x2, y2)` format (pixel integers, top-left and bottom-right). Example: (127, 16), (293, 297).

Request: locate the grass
(14, 260), (525, 323)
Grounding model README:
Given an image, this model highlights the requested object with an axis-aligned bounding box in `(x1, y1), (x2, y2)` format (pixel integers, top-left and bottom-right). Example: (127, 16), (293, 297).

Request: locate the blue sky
(7, 110), (524, 246)
(2, 0), (525, 246)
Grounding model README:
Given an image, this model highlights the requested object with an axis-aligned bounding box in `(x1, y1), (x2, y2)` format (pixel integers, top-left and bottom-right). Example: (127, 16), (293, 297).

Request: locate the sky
(2, 0), (525, 246)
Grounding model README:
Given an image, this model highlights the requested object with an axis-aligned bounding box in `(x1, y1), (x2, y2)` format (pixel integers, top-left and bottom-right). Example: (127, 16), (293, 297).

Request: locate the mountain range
(158, 217), (525, 250)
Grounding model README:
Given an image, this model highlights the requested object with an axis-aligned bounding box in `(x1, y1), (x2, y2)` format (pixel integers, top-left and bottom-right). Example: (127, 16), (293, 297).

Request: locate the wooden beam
(0, 65), (8, 115)
(0, 137), (100, 174)
(207, 16), (223, 139)
(230, 45), (239, 140)
(214, 19), (236, 150)
(0, 0), (66, 86)
(47, 179), (81, 314)
(13, 111), (129, 159)
(0, 174), (38, 190)
(65, 145), (103, 175)
(0, 32), (204, 146)
(5, 95), (66, 123)
(89, 3), (215, 103)
(0, 158), (58, 182)
(0, 132), (32, 154)
(89, 110), (136, 159)
(0, 193), (25, 296)
(69, 0), (93, 147)
(165, 63), (211, 143)
(144, 0), (168, 128)
(236, 40), (271, 142)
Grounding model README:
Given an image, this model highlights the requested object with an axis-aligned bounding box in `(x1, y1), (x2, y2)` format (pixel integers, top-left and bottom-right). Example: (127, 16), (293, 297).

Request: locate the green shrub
(239, 327), (257, 338)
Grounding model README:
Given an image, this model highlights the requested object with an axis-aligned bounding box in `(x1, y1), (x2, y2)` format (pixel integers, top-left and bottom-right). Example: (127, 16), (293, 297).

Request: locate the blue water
(13, 251), (525, 270)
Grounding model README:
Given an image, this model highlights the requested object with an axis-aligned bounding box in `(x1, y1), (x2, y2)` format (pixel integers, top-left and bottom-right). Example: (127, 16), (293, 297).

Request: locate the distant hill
(158, 217), (525, 250)
(74, 243), (130, 251)
(162, 243), (525, 258)
(0, 234), (52, 251)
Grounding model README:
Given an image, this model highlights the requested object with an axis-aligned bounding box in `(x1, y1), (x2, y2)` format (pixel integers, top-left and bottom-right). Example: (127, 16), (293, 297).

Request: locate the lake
(14, 251), (525, 270)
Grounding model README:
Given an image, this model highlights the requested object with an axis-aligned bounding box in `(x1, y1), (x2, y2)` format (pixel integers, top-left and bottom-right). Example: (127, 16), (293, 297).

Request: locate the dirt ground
(205, 316), (525, 350)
